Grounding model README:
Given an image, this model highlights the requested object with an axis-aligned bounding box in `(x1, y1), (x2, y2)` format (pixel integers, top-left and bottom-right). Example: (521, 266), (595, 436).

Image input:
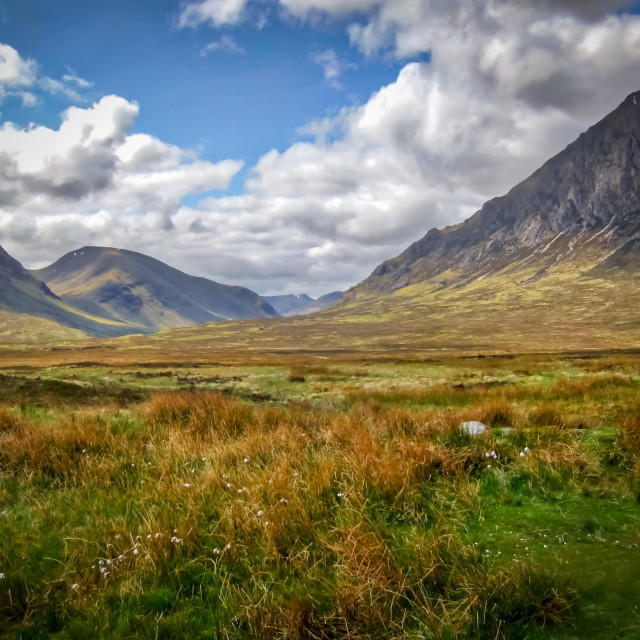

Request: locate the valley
(1, 53), (640, 640)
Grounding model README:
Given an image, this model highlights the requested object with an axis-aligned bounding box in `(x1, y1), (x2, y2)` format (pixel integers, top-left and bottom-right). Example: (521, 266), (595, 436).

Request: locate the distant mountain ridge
(348, 90), (640, 298)
(31, 246), (278, 334)
(265, 291), (343, 316)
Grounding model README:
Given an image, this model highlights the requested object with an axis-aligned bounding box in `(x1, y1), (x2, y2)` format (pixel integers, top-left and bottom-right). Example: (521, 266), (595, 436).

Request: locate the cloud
(62, 68), (94, 89)
(200, 35), (246, 55)
(310, 47), (357, 89)
(0, 43), (37, 105)
(0, 43), (36, 87)
(38, 76), (85, 102)
(178, 0), (249, 27)
(0, 94), (243, 239)
(4, 3), (640, 297)
(279, 0), (376, 20)
(17, 91), (38, 107)
(0, 42), (94, 106)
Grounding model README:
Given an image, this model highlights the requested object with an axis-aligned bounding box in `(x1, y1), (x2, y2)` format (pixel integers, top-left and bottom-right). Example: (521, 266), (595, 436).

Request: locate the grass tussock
(616, 407), (640, 475)
(1, 355), (639, 639)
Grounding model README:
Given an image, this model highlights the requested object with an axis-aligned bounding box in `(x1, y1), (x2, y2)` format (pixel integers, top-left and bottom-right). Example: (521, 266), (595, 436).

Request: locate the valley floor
(0, 352), (639, 638)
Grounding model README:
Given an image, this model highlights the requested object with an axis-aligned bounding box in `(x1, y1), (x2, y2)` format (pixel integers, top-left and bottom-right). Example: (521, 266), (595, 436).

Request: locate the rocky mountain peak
(354, 90), (640, 295)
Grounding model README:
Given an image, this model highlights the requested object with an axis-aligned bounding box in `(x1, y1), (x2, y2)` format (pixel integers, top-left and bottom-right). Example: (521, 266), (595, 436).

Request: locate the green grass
(1, 354), (640, 638)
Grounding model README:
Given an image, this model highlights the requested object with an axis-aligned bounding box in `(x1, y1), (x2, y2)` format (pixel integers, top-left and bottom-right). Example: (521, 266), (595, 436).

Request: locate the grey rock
(460, 421), (488, 436)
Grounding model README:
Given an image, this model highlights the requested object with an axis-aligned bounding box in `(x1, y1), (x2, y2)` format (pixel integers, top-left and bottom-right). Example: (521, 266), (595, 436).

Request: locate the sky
(0, 0), (639, 297)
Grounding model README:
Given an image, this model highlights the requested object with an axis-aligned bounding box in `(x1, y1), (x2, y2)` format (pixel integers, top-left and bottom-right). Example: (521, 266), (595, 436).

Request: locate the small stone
(460, 421), (487, 436)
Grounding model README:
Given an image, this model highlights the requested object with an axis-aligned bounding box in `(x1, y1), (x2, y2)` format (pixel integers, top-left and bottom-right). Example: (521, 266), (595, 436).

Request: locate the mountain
(264, 294), (314, 316)
(264, 291), (343, 316)
(349, 90), (640, 299)
(314, 291), (344, 309)
(6, 91), (640, 355)
(0, 243), (131, 339)
(113, 88), (640, 359)
(31, 246), (278, 334)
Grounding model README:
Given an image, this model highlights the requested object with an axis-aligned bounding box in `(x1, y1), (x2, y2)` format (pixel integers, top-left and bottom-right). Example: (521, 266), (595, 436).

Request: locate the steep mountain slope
(31, 246), (278, 334)
(0, 243), (131, 339)
(265, 291), (343, 316)
(349, 90), (640, 298)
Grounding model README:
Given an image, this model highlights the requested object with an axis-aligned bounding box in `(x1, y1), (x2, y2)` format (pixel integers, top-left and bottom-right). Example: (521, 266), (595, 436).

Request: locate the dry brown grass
(2, 354), (637, 639)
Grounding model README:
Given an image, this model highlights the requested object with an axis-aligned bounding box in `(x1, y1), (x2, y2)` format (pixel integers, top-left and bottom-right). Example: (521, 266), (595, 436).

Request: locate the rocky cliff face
(352, 90), (640, 296)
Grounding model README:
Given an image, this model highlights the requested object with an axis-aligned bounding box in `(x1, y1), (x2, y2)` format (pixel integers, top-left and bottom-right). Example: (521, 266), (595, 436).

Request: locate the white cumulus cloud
(0, 42), (36, 86)
(0, 94), (243, 252)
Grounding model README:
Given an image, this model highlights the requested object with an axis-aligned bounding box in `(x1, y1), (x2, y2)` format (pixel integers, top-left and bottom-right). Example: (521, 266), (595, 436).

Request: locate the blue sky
(0, 0), (408, 194)
(0, 1), (639, 296)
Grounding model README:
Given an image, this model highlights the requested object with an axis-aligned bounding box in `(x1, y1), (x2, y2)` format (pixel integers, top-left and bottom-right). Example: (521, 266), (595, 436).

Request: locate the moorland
(0, 349), (639, 639)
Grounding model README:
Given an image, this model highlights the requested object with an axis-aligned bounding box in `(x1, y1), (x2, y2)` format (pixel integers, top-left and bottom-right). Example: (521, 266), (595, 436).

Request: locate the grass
(0, 353), (639, 638)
